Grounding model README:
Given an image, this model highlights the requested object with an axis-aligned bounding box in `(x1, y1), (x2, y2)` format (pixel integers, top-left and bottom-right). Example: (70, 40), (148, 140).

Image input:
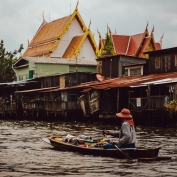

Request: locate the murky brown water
(0, 119), (177, 177)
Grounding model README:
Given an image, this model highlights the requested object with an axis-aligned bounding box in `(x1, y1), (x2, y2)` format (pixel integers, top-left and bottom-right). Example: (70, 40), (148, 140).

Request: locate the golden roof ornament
(97, 28), (102, 39)
(75, 0), (79, 11)
(88, 19), (91, 30)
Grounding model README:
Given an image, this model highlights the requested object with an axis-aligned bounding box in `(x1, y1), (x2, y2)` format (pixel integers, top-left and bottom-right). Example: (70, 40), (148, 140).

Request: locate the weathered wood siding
(97, 55), (147, 79)
(148, 48), (177, 74)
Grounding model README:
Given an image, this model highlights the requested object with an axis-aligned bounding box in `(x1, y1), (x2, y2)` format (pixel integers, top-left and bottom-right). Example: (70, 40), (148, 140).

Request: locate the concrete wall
(69, 65), (96, 73)
(35, 64), (69, 77)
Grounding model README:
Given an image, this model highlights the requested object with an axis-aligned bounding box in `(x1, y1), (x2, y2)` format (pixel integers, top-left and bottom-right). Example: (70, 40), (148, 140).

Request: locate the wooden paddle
(104, 134), (133, 160)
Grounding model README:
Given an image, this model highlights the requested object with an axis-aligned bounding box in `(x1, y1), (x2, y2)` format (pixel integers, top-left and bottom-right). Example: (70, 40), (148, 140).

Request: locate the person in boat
(103, 108), (136, 149)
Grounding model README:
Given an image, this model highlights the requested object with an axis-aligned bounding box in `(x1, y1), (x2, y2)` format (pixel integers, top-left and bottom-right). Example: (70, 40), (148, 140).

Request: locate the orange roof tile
(23, 15), (71, 57)
(62, 35), (84, 58)
(30, 16), (71, 46)
(23, 41), (56, 57)
(112, 34), (130, 55)
(126, 33), (145, 56)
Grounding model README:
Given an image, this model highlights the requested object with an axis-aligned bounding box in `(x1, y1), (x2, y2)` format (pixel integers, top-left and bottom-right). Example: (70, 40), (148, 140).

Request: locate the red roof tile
(31, 16), (71, 46)
(112, 34), (130, 55)
(126, 33), (145, 56)
(155, 42), (161, 50)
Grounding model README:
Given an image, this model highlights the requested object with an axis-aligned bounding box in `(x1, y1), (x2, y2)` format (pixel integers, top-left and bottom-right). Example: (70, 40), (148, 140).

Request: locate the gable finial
(88, 19), (91, 29)
(151, 25), (155, 33)
(115, 29), (117, 34)
(27, 39), (30, 46)
(42, 11), (46, 22)
(106, 24), (112, 36)
(146, 20), (149, 31)
(107, 23), (109, 34)
(97, 28), (102, 39)
(75, 0), (79, 11)
(160, 33), (164, 46)
(107, 26), (112, 36)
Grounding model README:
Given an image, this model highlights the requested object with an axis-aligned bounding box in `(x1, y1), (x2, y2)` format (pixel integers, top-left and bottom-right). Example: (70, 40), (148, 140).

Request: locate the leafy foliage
(164, 99), (177, 114)
(102, 33), (115, 56)
(0, 40), (23, 82)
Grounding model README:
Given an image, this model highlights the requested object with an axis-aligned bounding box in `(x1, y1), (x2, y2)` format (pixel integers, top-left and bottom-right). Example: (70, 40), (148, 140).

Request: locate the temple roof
(31, 16), (71, 46)
(138, 37), (150, 57)
(23, 41), (56, 57)
(126, 33), (145, 56)
(23, 4), (98, 58)
(112, 35), (130, 55)
(63, 35), (84, 58)
(98, 25), (161, 58)
(23, 15), (71, 57)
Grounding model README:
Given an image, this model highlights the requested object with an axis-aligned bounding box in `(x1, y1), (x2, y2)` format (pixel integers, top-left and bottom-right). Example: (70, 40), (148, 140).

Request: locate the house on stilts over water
(0, 2), (99, 120)
(77, 24), (177, 127)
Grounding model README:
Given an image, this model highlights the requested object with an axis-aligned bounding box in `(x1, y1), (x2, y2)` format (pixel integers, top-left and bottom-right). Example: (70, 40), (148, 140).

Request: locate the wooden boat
(42, 136), (165, 160)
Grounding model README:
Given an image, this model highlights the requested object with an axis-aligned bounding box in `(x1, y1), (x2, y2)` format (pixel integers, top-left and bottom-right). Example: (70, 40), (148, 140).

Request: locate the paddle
(104, 134), (133, 160)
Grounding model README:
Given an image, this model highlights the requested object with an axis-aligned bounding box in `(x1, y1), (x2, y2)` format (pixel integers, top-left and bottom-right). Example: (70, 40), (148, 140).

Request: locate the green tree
(102, 33), (115, 56)
(0, 40), (23, 82)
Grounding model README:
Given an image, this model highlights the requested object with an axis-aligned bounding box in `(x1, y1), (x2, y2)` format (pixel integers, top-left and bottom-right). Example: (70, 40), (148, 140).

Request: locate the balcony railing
(128, 96), (167, 111)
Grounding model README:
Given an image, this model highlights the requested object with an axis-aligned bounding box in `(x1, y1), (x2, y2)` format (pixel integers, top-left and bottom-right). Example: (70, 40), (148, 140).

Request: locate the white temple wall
(77, 37), (96, 60)
(51, 17), (83, 58)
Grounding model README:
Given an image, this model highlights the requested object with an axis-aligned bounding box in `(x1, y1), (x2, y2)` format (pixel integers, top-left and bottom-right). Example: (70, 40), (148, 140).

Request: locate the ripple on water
(0, 120), (177, 177)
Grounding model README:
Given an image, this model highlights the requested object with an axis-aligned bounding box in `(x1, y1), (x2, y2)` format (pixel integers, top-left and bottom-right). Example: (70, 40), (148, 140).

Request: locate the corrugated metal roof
(20, 57), (97, 66)
(44, 72), (177, 92)
(13, 72), (177, 93)
(0, 80), (38, 86)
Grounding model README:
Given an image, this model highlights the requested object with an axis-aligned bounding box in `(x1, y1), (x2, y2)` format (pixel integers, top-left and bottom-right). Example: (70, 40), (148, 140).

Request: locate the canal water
(0, 119), (177, 177)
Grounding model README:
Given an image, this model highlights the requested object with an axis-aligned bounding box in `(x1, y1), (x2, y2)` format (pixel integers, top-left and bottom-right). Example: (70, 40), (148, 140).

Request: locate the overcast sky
(0, 0), (177, 54)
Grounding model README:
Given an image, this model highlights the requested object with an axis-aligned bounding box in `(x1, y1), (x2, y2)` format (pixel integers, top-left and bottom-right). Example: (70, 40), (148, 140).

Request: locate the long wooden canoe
(43, 136), (163, 159)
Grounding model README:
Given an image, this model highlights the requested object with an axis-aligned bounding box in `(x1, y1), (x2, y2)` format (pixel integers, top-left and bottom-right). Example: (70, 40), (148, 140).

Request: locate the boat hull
(48, 136), (160, 159)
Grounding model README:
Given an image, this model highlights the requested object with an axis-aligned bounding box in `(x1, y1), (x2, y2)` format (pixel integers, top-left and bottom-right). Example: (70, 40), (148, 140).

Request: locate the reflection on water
(0, 120), (177, 177)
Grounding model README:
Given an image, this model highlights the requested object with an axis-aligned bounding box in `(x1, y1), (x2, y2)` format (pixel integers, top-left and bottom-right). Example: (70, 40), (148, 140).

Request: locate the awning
(15, 87), (59, 93)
